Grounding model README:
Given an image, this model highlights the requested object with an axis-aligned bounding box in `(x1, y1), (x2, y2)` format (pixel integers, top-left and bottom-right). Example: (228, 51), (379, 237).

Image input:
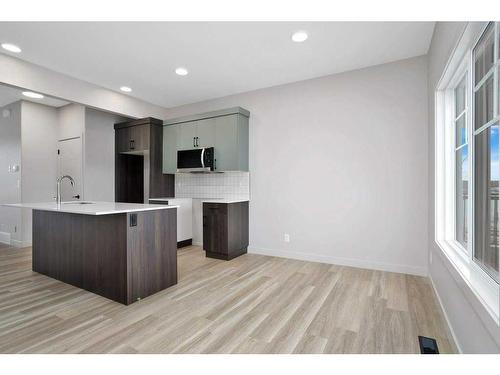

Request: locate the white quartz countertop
(149, 197), (250, 204)
(4, 201), (179, 216)
(200, 198), (249, 204)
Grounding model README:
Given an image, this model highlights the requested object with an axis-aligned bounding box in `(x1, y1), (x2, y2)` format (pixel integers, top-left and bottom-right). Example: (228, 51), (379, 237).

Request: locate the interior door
(57, 137), (83, 202)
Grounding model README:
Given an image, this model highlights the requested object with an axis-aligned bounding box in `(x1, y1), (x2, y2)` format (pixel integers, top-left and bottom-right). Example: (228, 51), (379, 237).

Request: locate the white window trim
(450, 68), (468, 254)
(435, 22), (500, 326)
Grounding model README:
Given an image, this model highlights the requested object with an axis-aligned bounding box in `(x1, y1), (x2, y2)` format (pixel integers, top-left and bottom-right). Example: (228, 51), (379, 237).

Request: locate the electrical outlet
(284, 233), (290, 243)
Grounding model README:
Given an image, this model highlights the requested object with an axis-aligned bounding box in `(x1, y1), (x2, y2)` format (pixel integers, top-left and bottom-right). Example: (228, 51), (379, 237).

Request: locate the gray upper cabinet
(163, 107), (249, 173)
(162, 124), (178, 174)
(196, 118), (217, 148)
(177, 121), (197, 149)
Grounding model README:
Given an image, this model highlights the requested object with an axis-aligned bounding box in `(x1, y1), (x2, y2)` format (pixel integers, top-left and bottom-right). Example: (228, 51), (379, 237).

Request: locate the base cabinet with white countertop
(203, 201), (249, 260)
(149, 197), (249, 260)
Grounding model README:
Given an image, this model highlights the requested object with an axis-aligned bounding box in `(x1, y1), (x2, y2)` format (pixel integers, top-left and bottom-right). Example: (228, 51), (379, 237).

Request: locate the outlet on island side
(284, 233), (290, 243)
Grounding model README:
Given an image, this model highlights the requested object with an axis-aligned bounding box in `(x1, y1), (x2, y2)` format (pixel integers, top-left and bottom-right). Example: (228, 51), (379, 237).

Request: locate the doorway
(57, 137), (83, 202)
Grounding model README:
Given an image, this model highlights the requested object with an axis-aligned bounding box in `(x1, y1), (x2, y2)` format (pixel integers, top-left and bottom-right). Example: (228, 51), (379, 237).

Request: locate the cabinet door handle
(193, 137), (196, 148)
(196, 137), (199, 147)
(130, 139), (135, 150)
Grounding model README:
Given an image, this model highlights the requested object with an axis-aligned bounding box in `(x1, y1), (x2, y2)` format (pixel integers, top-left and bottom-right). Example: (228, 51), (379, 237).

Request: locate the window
(473, 23), (500, 280)
(454, 76), (468, 249)
(435, 22), (500, 325)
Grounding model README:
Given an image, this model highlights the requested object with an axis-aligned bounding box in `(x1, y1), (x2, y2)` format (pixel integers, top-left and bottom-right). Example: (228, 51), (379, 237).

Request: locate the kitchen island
(5, 202), (179, 305)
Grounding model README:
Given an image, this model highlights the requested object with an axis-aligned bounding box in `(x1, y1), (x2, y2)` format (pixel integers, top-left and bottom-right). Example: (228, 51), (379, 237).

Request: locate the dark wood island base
(32, 208), (177, 305)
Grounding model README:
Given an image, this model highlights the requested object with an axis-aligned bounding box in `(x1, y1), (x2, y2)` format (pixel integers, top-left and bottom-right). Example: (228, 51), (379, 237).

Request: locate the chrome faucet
(56, 175), (75, 205)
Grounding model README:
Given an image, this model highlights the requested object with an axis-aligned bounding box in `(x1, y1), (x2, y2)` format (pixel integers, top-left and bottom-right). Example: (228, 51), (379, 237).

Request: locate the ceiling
(0, 22), (435, 108)
(0, 83), (69, 108)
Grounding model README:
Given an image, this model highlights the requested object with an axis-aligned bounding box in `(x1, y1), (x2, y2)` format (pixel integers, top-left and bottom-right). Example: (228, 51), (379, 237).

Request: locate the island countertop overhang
(3, 201), (179, 216)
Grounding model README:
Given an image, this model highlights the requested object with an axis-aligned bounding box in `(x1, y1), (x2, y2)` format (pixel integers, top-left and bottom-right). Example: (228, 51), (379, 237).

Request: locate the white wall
(165, 56), (429, 276)
(0, 101), (22, 245)
(84, 107), (130, 201)
(427, 22), (500, 353)
(20, 101), (58, 244)
(0, 54), (169, 119)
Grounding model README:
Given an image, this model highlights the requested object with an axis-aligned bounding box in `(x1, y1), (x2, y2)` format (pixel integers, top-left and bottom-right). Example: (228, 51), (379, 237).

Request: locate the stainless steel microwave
(177, 147), (215, 172)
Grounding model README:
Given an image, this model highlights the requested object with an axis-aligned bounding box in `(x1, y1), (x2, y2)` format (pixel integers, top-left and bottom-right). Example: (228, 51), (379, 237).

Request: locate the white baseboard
(247, 246), (428, 276)
(0, 231), (10, 245)
(430, 276), (463, 353)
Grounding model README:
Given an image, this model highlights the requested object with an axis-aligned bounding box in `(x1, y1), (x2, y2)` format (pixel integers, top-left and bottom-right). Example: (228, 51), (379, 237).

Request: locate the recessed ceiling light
(1, 43), (22, 53)
(22, 91), (44, 99)
(291, 31), (308, 43)
(175, 67), (189, 76)
(120, 86), (132, 92)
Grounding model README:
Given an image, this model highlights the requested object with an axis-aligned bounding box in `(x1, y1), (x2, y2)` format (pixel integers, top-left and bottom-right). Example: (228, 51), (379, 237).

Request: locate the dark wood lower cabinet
(203, 201), (249, 260)
(32, 208), (177, 305)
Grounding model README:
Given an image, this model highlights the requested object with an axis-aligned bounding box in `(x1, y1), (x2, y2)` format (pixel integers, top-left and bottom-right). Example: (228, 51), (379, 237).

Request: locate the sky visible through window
(491, 125), (499, 181)
(460, 126), (499, 181)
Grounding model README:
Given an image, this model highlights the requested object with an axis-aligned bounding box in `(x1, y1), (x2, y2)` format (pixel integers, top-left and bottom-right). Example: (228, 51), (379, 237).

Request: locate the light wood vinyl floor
(0, 245), (456, 353)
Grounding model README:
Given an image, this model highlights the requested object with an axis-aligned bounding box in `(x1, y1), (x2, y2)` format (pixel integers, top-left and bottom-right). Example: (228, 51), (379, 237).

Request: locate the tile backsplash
(175, 172), (250, 200)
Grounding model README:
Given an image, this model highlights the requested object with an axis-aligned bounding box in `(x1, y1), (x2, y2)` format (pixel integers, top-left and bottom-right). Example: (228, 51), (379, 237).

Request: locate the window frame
(451, 70), (469, 254)
(435, 21), (500, 326)
(472, 21), (500, 282)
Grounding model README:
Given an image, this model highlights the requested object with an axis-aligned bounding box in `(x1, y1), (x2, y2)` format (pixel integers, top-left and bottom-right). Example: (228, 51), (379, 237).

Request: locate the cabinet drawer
(149, 200), (169, 205)
(203, 203), (228, 214)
